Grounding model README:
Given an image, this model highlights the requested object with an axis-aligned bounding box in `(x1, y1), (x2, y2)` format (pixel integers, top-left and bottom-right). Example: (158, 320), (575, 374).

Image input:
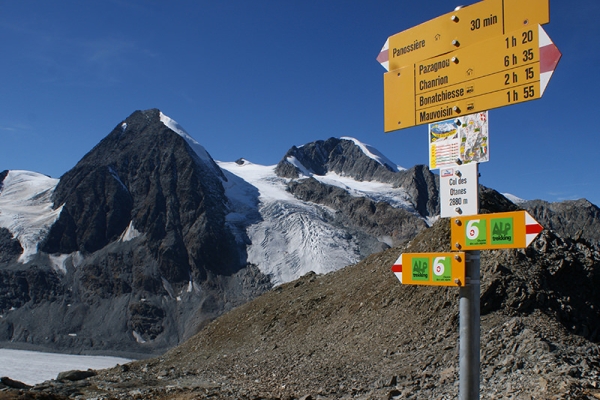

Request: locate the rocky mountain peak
(42, 109), (239, 279)
(274, 137), (399, 181)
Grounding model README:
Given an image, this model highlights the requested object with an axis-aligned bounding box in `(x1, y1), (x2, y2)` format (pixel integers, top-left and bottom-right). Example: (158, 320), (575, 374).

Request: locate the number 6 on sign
(391, 252), (466, 287)
(433, 257), (446, 276)
(466, 220), (480, 240)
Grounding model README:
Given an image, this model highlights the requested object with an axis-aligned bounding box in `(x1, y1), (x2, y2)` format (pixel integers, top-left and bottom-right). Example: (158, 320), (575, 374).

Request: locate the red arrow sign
(525, 212), (544, 247)
(391, 252), (466, 287)
(539, 26), (562, 96)
(451, 211), (544, 251)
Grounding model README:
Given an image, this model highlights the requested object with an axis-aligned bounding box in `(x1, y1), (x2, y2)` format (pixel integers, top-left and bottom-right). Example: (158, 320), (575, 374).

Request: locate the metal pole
(459, 250), (480, 399)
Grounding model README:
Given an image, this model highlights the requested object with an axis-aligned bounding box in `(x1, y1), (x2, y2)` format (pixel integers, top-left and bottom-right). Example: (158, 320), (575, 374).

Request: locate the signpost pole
(459, 249), (480, 400)
(459, 163), (480, 400)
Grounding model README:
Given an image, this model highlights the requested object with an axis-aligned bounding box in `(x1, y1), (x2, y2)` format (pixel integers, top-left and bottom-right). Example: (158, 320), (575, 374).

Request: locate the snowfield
(218, 159), (417, 285)
(0, 349), (131, 385)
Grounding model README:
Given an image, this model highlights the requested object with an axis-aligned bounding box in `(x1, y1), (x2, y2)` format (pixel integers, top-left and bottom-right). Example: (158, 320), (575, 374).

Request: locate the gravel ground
(2, 220), (599, 399)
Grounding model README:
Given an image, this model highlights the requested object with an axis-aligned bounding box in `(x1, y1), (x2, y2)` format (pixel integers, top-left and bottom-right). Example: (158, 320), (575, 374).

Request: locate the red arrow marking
(526, 223), (543, 235)
(540, 42), (561, 74)
(539, 25), (562, 96)
(391, 264), (402, 273)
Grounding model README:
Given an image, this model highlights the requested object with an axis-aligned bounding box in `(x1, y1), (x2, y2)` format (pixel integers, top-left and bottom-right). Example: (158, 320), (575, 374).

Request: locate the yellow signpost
(450, 210), (543, 251)
(391, 252), (466, 287)
(377, 0), (550, 72)
(382, 2), (557, 397)
(383, 25), (560, 131)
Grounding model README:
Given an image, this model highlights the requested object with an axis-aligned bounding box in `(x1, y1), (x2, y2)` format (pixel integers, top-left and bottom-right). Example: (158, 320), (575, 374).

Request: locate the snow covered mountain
(4, 109), (594, 356)
(0, 109), (439, 355)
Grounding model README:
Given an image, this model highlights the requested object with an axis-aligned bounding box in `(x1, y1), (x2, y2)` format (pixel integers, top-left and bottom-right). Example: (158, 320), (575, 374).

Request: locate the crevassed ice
(0, 170), (62, 263)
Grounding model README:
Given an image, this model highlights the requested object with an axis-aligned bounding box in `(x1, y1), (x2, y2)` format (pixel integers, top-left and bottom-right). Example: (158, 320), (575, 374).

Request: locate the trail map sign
(429, 111), (489, 169)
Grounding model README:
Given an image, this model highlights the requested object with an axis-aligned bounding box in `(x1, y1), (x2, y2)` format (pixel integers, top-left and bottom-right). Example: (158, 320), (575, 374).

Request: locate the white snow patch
(0, 170), (62, 263)
(503, 193), (527, 204)
(426, 215), (440, 227)
(313, 171), (415, 211)
(219, 161), (362, 285)
(219, 161), (296, 203)
(120, 221), (141, 242)
(0, 349), (132, 385)
(49, 253), (69, 274)
(285, 156), (312, 177)
(159, 112), (219, 173)
(246, 201), (360, 285)
(132, 331), (146, 344)
(341, 137), (405, 171)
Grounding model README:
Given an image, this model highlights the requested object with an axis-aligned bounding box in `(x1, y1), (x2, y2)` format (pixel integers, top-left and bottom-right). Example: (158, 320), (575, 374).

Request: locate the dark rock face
(478, 185), (520, 214)
(275, 137), (440, 219)
(0, 228), (22, 265)
(42, 108), (239, 282)
(523, 198), (600, 245)
(0, 169), (8, 189)
(393, 164), (439, 218)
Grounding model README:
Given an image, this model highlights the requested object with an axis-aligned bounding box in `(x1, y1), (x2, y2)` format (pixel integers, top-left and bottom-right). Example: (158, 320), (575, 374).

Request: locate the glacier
(0, 170), (62, 263)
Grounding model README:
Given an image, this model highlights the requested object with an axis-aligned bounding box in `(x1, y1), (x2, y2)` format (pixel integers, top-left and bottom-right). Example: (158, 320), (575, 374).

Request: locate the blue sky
(0, 0), (598, 206)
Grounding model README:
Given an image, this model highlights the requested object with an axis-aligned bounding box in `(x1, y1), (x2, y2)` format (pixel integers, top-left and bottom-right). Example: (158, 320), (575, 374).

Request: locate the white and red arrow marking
(539, 25), (562, 96)
(376, 38), (390, 71)
(525, 211), (544, 246)
(391, 254), (403, 283)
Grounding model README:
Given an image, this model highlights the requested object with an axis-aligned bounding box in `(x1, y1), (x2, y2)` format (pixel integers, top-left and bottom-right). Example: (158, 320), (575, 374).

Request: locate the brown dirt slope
(8, 217), (600, 399)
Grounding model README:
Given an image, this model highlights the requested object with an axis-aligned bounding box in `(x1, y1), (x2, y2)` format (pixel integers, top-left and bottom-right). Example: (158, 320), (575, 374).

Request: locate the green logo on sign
(466, 219), (487, 246)
(432, 257), (451, 282)
(412, 258), (429, 281)
(491, 217), (514, 245)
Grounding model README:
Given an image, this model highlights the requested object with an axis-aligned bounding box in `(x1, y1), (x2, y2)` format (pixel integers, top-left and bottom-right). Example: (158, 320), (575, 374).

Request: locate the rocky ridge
(6, 190), (600, 399)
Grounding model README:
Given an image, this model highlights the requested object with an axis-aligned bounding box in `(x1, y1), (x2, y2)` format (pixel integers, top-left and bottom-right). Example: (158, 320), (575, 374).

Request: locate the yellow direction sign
(450, 211), (543, 251)
(391, 252), (466, 287)
(377, 0), (549, 72)
(383, 25), (561, 131)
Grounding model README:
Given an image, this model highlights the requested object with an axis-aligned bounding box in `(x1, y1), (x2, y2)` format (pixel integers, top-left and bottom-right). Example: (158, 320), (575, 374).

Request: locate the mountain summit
(42, 108), (239, 282)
